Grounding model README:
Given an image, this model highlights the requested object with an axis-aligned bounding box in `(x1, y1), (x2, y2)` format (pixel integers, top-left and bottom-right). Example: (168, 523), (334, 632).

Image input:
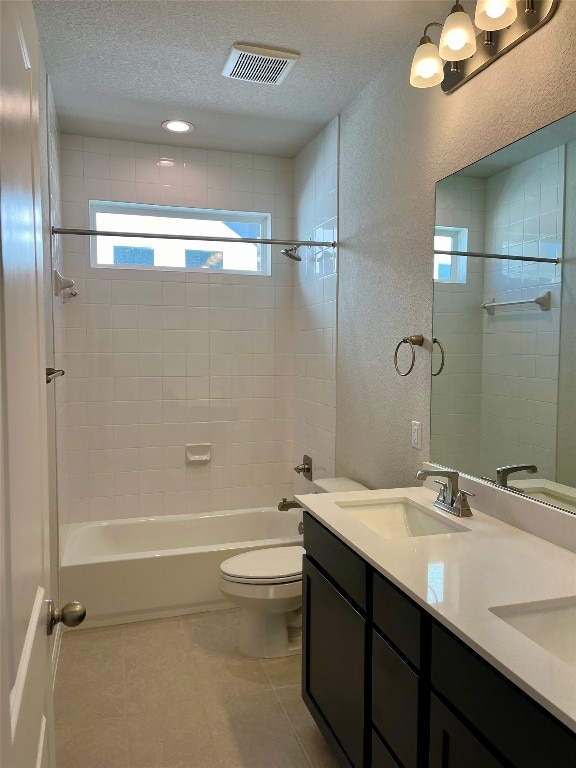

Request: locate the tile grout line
(269, 679), (315, 768)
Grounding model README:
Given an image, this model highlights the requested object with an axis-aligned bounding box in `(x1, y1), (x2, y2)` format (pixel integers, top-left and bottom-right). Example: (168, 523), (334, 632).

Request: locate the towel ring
(394, 334), (424, 377)
(432, 337), (445, 377)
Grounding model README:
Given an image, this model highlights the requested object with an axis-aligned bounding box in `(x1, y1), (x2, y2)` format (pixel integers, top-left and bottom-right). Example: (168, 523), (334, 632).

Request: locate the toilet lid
(220, 546), (305, 582)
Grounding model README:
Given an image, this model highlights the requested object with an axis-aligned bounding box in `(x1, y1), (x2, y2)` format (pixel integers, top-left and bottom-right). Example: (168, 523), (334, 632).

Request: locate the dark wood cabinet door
(303, 556), (365, 767)
(429, 696), (503, 768)
(372, 631), (419, 768)
(371, 729), (400, 768)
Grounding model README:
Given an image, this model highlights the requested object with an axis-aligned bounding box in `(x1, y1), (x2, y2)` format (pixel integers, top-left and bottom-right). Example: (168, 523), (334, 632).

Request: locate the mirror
(431, 111), (576, 514)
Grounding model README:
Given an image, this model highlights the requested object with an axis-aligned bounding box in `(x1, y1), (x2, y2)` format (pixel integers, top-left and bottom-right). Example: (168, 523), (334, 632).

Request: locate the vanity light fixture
(474, 0), (518, 30)
(161, 119), (194, 133)
(438, 3), (477, 61)
(410, 23), (445, 88)
(410, 0), (559, 93)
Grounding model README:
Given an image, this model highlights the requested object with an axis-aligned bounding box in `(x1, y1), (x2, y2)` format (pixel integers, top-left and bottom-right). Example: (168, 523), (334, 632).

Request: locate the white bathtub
(61, 507), (303, 628)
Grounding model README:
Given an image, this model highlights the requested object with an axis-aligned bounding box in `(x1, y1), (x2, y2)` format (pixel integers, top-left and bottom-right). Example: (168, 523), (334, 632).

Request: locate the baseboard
(68, 599), (236, 630)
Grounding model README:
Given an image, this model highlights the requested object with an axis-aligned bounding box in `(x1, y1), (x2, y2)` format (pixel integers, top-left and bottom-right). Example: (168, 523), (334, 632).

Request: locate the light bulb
(417, 58), (439, 79)
(445, 28), (467, 50)
(475, 0), (517, 30)
(439, 4), (477, 61)
(410, 39), (444, 88)
(487, 0), (506, 17)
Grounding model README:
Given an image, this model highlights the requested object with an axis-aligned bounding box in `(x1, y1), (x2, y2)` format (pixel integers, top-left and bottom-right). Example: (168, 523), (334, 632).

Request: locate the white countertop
(296, 486), (576, 732)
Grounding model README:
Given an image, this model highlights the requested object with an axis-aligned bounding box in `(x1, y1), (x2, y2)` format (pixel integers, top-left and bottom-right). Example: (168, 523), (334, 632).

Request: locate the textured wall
(337, 5), (576, 489)
(293, 118), (338, 494)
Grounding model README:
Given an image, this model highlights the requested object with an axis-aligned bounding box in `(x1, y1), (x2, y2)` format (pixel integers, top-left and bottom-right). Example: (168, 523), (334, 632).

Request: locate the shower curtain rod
(52, 227), (337, 249)
(434, 248), (560, 265)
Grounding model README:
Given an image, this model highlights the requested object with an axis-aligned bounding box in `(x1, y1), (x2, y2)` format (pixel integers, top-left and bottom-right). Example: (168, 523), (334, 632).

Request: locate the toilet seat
(220, 545), (304, 586)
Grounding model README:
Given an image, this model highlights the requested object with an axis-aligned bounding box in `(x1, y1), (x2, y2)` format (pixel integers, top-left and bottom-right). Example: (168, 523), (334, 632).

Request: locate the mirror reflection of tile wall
(432, 148), (564, 482)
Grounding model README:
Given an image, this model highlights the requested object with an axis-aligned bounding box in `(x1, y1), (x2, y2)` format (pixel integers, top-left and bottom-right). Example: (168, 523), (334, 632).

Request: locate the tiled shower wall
(431, 177), (486, 475)
(292, 119), (338, 494)
(480, 147), (564, 480)
(59, 135), (295, 522)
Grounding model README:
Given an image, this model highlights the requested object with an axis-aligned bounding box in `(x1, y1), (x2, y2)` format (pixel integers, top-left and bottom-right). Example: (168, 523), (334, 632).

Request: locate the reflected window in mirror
(430, 111), (576, 517)
(434, 226), (468, 283)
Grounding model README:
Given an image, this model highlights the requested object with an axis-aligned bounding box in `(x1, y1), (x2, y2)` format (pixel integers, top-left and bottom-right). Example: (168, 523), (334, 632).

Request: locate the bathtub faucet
(278, 498), (302, 512)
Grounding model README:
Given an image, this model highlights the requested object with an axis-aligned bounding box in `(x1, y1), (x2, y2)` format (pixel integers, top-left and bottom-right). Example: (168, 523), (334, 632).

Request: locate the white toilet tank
(312, 477), (367, 493)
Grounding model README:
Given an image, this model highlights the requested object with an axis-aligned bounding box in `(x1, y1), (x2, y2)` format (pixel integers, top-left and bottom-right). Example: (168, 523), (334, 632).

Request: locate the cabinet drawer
(372, 630), (419, 768)
(431, 622), (576, 768)
(429, 695), (503, 768)
(371, 729), (400, 768)
(373, 572), (421, 669)
(303, 513), (366, 610)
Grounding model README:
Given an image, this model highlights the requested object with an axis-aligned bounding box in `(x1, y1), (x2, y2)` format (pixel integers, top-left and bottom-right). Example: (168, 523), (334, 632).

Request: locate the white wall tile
(59, 134), (295, 522)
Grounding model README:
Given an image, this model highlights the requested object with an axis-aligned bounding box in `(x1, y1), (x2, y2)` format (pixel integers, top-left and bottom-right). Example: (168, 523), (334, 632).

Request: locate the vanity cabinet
(302, 512), (576, 768)
(428, 696), (501, 768)
(302, 514), (367, 767)
(431, 623), (576, 768)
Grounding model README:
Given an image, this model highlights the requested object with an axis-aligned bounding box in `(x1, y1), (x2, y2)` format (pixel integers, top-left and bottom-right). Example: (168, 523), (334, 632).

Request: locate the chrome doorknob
(46, 600), (86, 635)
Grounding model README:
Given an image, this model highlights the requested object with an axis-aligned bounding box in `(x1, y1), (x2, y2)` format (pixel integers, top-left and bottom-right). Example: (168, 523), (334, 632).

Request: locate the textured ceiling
(33, 0), (460, 156)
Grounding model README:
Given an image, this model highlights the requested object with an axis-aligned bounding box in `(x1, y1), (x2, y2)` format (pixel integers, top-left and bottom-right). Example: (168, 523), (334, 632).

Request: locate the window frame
(88, 200), (272, 276)
(434, 226), (468, 284)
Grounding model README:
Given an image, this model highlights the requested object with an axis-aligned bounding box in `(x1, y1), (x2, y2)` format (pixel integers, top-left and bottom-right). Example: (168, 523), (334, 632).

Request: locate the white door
(1, 3), (55, 767)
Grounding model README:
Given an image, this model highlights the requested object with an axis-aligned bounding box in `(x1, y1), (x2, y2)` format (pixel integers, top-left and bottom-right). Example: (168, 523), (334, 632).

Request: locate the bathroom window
(89, 200), (271, 275)
(434, 226), (468, 284)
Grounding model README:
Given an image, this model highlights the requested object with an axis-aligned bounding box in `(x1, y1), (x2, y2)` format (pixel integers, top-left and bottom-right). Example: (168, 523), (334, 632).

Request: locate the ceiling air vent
(221, 44), (299, 85)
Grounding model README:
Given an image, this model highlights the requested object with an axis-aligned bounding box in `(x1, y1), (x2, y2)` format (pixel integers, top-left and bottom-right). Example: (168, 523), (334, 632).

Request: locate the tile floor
(55, 609), (340, 768)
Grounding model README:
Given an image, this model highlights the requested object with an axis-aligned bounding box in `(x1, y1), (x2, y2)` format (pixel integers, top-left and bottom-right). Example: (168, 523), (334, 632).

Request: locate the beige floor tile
(56, 611), (335, 768)
(209, 689), (311, 768)
(276, 686), (341, 768)
(56, 718), (129, 768)
(260, 654), (302, 689)
(63, 623), (124, 649)
(127, 713), (223, 768)
(55, 677), (126, 728)
(194, 654), (273, 700)
(125, 667), (204, 719)
(124, 633), (190, 678)
(57, 638), (125, 686)
(122, 616), (184, 642)
(183, 608), (240, 660)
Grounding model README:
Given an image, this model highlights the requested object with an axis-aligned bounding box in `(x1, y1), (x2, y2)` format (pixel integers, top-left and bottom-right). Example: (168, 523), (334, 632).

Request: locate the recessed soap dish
(185, 444), (211, 465)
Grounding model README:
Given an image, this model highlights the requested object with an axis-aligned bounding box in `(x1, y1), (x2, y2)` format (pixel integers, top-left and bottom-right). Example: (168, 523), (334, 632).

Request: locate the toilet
(219, 477), (367, 658)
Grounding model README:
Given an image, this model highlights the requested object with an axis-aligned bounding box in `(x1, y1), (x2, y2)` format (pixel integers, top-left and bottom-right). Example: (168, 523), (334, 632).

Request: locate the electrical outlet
(411, 420), (422, 449)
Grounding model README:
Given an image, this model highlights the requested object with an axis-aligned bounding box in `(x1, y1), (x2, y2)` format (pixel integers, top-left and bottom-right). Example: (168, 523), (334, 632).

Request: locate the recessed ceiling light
(161, 119), (194, 133)
(157, 158), (175, 167)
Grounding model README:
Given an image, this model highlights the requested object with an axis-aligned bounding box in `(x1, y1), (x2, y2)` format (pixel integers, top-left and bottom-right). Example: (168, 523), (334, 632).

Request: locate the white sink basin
(490, 597), (576, 669)
(336, 497), (470, 539)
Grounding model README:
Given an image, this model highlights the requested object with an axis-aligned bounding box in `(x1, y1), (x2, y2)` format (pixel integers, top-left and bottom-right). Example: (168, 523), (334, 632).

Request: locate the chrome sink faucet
(415, 469), (474, 518)
(496, 464), (537, 488)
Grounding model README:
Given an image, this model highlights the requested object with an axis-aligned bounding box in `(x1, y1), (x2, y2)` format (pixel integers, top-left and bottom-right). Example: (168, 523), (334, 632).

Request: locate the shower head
(280, 246), (301, 261)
